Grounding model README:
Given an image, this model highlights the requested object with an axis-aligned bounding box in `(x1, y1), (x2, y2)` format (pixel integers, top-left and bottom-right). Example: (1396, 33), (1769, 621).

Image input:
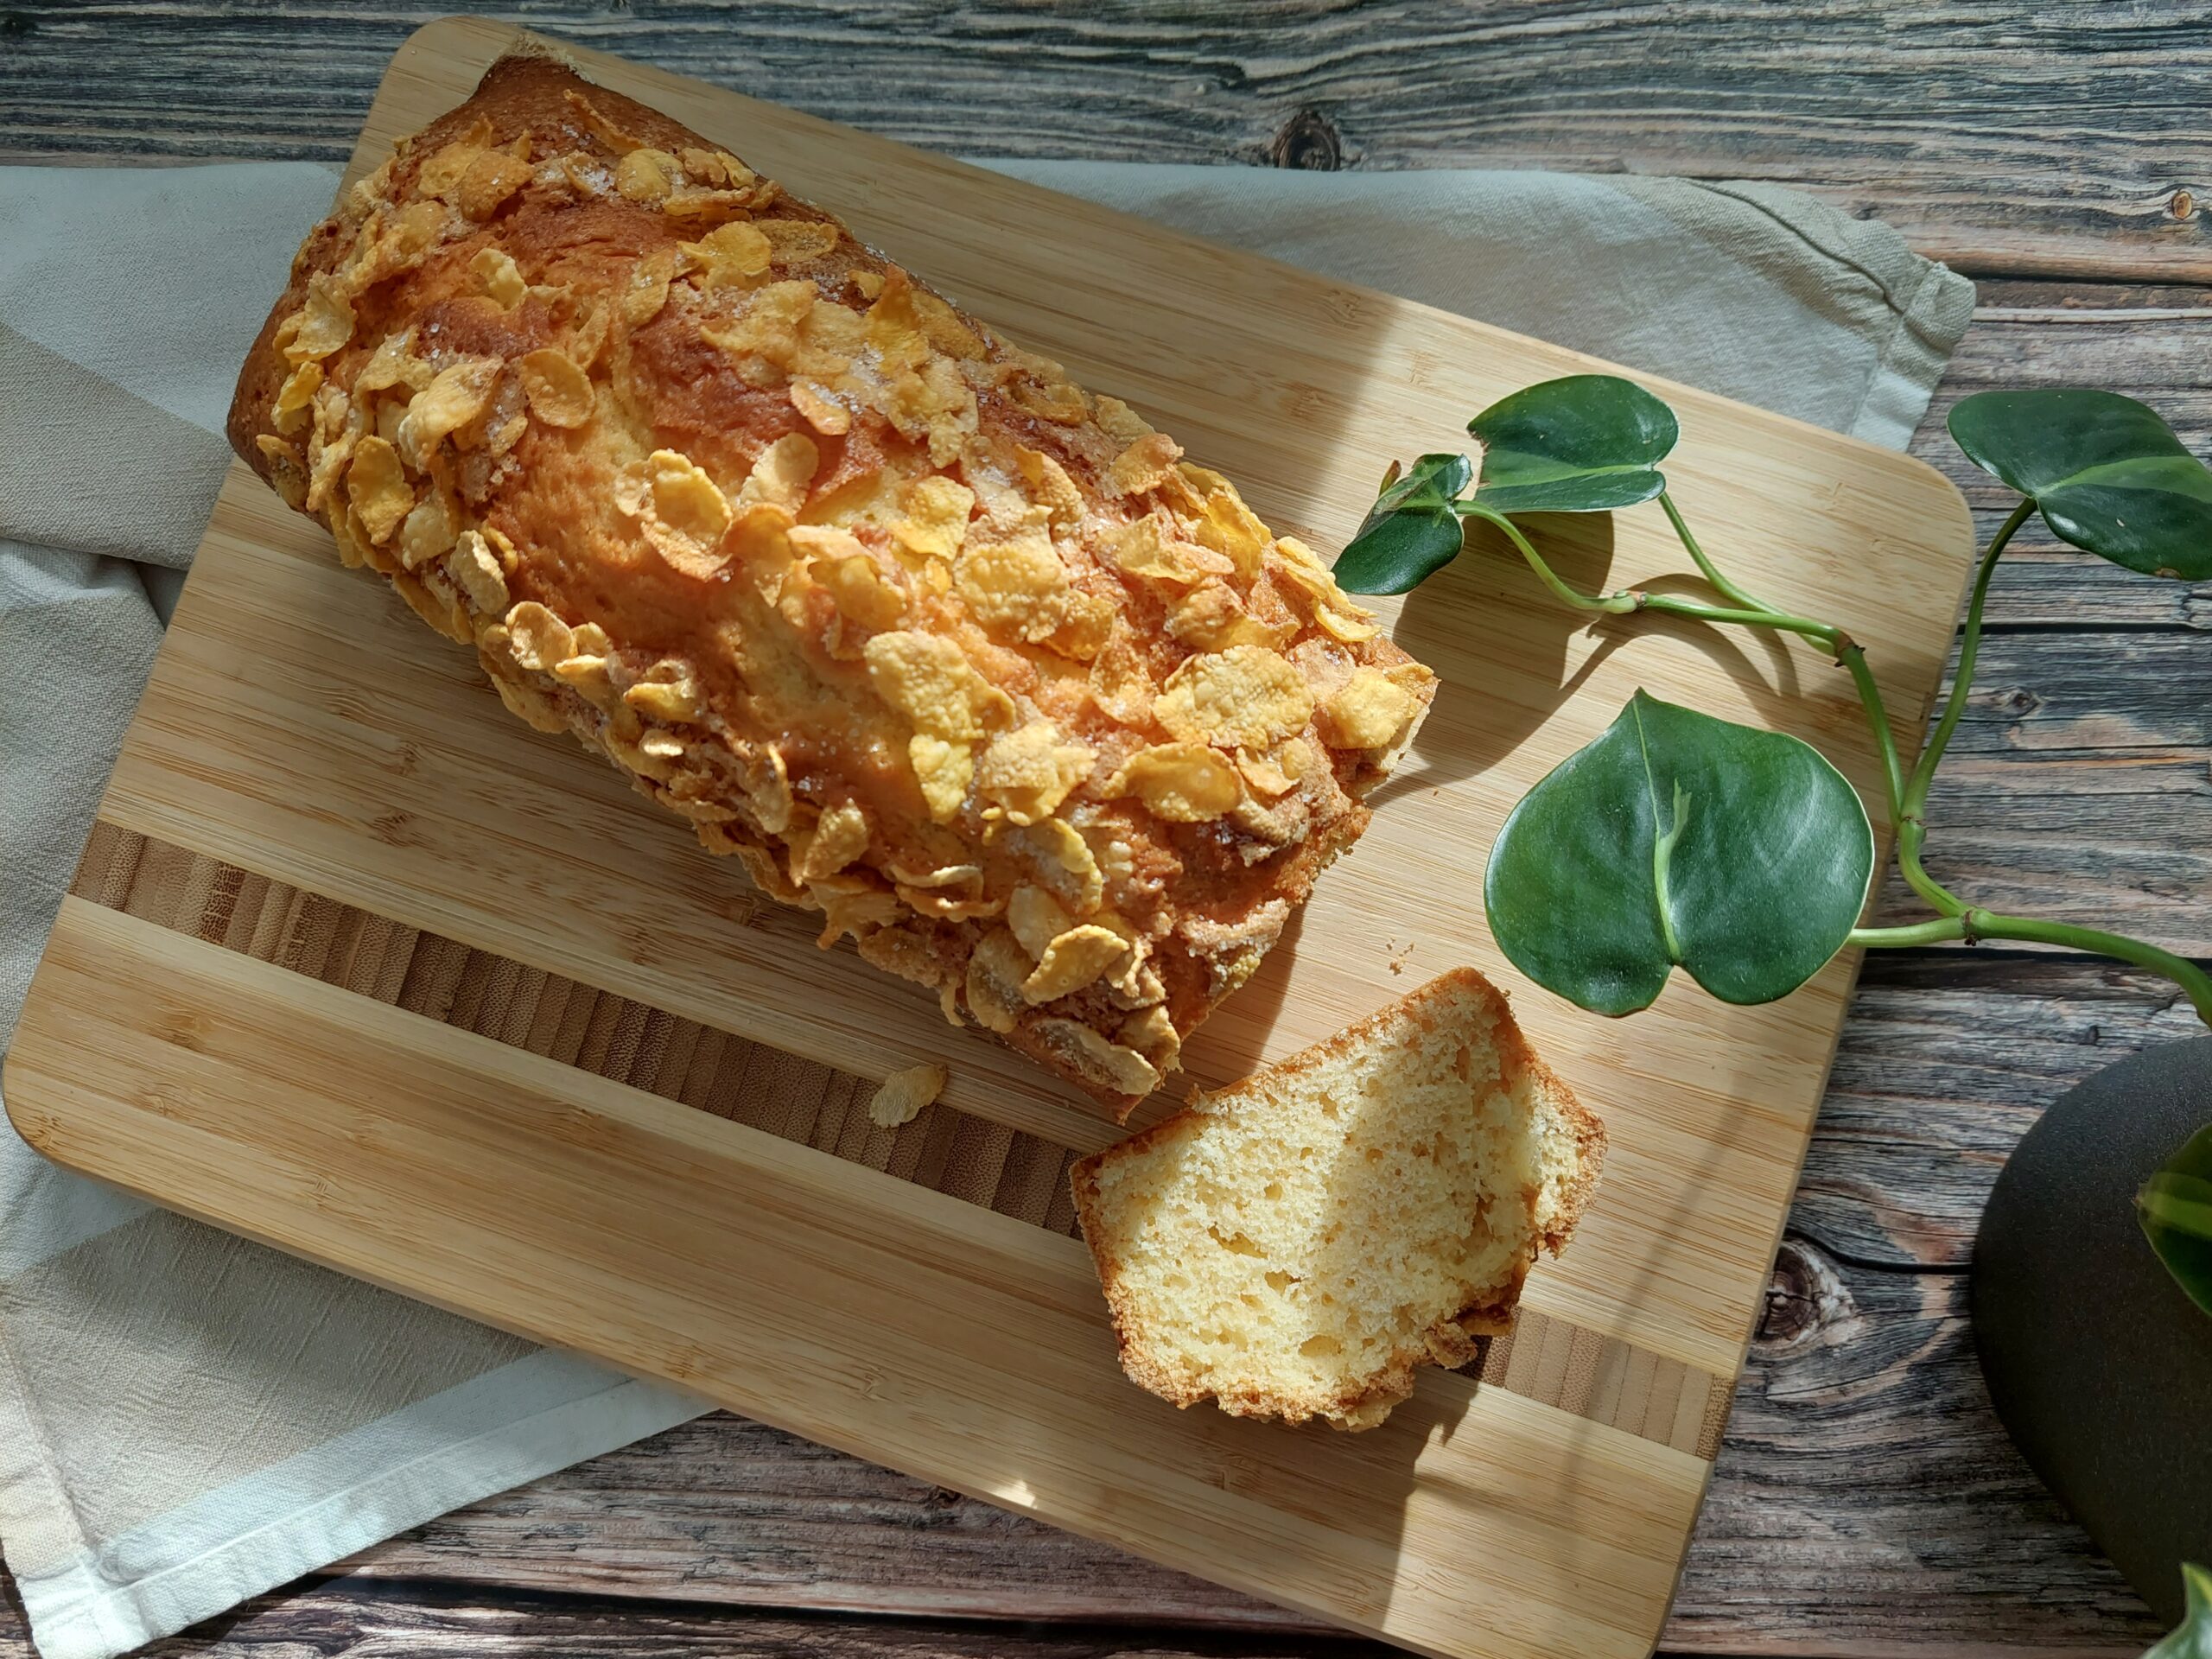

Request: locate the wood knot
(1271, 108), (1344, 171)
(0, 13), (32, 40)
(1755, 1238), (1858, 1353)
(2173, 188), (2196, 219)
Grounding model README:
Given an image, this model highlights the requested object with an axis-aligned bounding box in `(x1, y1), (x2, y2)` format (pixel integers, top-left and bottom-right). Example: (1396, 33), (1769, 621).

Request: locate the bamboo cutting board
(4, 19), (1974, 1659)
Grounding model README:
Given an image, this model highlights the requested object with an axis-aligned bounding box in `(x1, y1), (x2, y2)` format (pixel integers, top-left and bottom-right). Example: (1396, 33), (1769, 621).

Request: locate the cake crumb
(869, 1062), (947, 1128)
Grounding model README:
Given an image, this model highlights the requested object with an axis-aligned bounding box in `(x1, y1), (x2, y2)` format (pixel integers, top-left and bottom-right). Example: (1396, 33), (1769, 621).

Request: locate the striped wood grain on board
(67, 822), (1730, 1461)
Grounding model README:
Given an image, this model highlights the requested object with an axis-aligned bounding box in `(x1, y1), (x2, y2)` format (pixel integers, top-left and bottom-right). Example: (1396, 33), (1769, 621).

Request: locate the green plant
(1342, 375), (2212, 1316)
(2141, 1123), (2212, 1319)
(2146, 1564), (2212, 1659)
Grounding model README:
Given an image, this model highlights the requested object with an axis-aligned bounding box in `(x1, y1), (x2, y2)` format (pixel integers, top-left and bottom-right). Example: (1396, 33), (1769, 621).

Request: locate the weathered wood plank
(5, 3), (2212, 277)
(0, 1232), (2165, 1658)
(0, 1591), (1390, 1658)
(1678, 1235), (2164, 1658)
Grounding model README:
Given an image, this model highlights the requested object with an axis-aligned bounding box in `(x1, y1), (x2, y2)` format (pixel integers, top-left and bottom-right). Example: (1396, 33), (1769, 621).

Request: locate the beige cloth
(0, 156), (1973, 1659)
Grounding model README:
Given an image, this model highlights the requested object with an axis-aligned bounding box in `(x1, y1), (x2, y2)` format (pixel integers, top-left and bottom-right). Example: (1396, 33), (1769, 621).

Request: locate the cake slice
(1069, 968), (1604, 1430)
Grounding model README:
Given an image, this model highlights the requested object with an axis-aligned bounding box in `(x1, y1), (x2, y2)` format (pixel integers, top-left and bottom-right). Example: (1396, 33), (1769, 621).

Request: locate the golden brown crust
(1070, 966), (1605, 1427)
(228, 54), (1436, 1116)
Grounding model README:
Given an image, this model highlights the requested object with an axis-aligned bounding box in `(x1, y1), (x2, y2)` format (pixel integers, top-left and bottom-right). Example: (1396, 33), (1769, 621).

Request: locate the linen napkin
(0, 154), (1973, 1659)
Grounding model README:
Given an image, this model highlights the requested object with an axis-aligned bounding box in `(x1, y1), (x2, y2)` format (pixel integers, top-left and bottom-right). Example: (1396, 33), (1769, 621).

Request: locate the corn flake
(617, 448), (734, 578)
(800, 800), (870, 881)
(963, 929), (1031, 1033)
(1165, 578), (1293, 652)
(1033, 1016), (1160, 1097)
(908, 734), (973, 822)
(890, 475), (975, 563)
(1007, 885), (1074, 962)
(458, 150), (531, 219)
(789, 377), (849, 435)
(1016, 817), (1104, 915)
(910, 288), (986, 360)
(734, 431), (819, 512)
(564, 91), (642, 155)
(1120, 1003), (1180, 1071)
(395, 356), (500, 470)
(880, 356), (978, 465)
(1093, 396), (1152, 444)
(679, 147), (758, 191)
(624, 660), (705, 722)
(285, 276), (354, 364)
(796, 531), (906, 631)
(956, 521), (1069, 644)
(614, 147), (679, 203)
(356, 329), (434, 396)
(1312, 602), (1381, 645)
(1180, 467), (1273, 576)
(471, 246), (527, 308)
(1013, 378), (1089, 424)
(305, 428), (355, 514)
(518, 347), (594, 428)
(701, 279), (817, 373)
(1107, 742), (1242, 823)
(1154, 644), (1314, 749)
(746, 743), (795, 834)
(1103, 432), (1185, 498)
(1236, 747), (1300, 798)
(1319, 665), (1422, 750)
(504, 601), (575, 671)
(271, 360), (322, 435)
(684, 220), (772, 288)
(624, 246), (677, 327)
(864, 270), (931, 375)
(254, 434), (308, 508)
(1269, 536), (1378, 640)
(976, 721), (1096, 826)
(1015, 447), (1086, 528)
(1086, 624), (1157, 726)
(758, 218), (841, 263)
(793, 302), (862, 378)
(662, 186), (760, 223)
(1111, 514), (1234, 585)
(862, 630), (1011, 741)
(868, 1062), (946, 1129)
(446, 530), (509, 614)
(1022, 925), (1128, 1004)
(345, 436), (413, 545)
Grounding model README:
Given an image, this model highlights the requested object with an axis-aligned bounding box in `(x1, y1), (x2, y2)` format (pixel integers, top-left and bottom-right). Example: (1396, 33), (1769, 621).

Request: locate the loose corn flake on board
(5, 18), (1974, 1659)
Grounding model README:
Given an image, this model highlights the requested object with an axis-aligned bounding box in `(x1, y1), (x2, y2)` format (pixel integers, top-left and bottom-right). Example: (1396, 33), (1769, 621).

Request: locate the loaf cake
(226, 51), (1438, 1116)
(1070, 969), (1604, 1429)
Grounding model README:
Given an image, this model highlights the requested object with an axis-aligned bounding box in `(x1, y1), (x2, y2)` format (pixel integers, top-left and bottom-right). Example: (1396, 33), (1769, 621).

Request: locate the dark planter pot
(1973, 1036), (2212, 1625)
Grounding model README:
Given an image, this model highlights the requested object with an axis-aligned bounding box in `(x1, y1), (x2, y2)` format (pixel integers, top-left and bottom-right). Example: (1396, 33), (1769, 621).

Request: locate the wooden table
(3, 3), (2206, 1655)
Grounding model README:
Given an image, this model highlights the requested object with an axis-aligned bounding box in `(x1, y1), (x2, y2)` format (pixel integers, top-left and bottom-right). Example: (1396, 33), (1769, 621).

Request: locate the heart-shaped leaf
(1335, 452), (1472, 594)
(1949, 390), (2212, 579)
(1484, 690), (1873, 1015)
(1469, 374), (1680, 515)
(2139, 1121), (2212, 1321)
(2145, 1563), (2212, 1659)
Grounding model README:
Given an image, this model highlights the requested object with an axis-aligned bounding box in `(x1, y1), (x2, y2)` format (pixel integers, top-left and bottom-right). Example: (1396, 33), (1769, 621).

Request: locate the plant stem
(1902, 497), (2035, 818)
(1887, 498), (2036, 918)
(1661, 491), (1764, 611)
(1836, 639), (1908, 823)
(1631, 591), (1841, 647)
(1848, 917), (1967, 949)
(1459, 503), (1636, 614)
(1852, 909), (2212, 1028)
